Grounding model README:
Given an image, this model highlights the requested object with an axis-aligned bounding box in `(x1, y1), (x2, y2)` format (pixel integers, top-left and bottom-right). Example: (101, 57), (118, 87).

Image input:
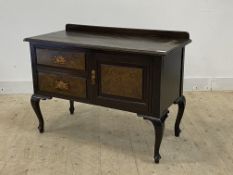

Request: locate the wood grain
(38, 72), (87, 98)
(100, 64), (143, 99)
(36, 48), (86, 71)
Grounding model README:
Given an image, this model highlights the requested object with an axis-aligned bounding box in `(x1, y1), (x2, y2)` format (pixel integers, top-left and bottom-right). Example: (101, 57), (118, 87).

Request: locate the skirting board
(0, 81), (33, 94)
(0, 78), (233, 94)
(183, 78), (233, 91)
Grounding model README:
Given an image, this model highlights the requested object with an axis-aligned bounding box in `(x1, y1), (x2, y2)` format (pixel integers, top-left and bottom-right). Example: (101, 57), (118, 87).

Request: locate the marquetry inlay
(38, 73), (86, 98)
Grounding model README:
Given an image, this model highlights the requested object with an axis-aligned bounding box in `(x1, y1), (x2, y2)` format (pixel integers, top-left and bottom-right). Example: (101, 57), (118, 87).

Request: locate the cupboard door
(93, 52), (152, 114)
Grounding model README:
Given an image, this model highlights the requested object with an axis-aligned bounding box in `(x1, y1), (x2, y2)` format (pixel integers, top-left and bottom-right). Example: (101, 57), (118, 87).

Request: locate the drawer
(38, 72), (87, 98)
(36, 48), (85, 71)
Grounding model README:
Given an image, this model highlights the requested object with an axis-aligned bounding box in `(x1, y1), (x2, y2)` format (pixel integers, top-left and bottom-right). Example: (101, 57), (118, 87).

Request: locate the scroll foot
(38, 124), (44, 133)
(154, 154), (161, 163)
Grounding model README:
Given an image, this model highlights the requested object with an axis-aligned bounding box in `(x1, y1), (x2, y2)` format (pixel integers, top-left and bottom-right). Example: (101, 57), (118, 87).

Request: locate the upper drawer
(36, 48), (86, 71)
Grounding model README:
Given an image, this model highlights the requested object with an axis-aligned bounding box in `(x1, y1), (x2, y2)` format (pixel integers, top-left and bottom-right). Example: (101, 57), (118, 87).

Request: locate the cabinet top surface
(25, 24), (191, 55)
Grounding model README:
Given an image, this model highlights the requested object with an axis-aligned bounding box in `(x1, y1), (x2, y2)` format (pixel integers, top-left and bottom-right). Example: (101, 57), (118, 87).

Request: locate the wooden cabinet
(25, 24), (191, 163)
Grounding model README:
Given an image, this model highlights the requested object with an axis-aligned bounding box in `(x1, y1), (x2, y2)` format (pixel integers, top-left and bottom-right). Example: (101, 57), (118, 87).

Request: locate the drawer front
(38, 72), (87, 98)
(36, 48), (85, 71)
(101, 64), (143, 99)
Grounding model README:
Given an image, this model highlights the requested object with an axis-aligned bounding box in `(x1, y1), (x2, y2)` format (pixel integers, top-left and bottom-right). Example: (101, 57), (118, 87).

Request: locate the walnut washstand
(24, 24), (191, 163)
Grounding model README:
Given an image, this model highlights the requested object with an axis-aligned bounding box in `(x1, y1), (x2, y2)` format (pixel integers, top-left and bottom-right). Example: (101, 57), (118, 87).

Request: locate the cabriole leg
(69, 100), (75, 114)
(31, 95), (45, 133)
(174, 95), (186, 137)
(31, 95), (50, 133)
(153, 120), (164, 163)
(144, 111), (169, 163)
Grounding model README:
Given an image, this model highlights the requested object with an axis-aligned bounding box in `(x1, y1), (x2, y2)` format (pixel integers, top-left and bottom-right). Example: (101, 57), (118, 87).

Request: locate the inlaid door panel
(93, 52), (152, 113)
(100, 64), (143, 99)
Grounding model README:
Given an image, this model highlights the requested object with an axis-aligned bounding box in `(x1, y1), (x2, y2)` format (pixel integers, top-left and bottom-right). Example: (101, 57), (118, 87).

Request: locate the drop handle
(91, 70), (96, 85)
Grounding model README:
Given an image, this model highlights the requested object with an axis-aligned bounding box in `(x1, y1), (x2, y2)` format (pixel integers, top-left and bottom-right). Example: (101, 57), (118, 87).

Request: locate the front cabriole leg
(143, 110), (169, 163)
(174, 95), (186, 137)
(31, 94), (51, 133)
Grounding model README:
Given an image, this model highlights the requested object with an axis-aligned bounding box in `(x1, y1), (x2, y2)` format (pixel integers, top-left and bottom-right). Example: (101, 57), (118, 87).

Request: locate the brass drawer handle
(55, 80), (69, 90)
(91, 70), (96, 85)
(53, 56), (66, 65)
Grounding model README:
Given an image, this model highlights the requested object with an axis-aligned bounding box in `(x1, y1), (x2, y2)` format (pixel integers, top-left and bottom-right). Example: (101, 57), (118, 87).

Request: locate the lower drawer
(38, 72), (87, 98)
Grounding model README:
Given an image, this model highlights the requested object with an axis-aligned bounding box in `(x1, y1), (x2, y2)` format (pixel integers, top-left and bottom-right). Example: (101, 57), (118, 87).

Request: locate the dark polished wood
(174, 95), (186, 137)
(144, 110), (169, 163)
(36, 48), (86, 71)
(25, 24), (191, 163)
(38, 72), (87, 98)
(69, 100), (75, 114)
(30, 95), (51, 133)
(65, 24), (190, 39)
(24, 24), (191, 55)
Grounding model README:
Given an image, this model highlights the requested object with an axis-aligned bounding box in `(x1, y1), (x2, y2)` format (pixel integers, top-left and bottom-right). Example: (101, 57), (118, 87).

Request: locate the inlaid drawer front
(100, 64), (143, 99)
(38, 72), (86, 98)
(36, 49), (85, 71)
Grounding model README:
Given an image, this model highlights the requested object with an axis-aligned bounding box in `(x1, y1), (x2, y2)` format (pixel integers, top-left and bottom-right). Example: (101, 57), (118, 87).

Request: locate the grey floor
(0, 92), (233, 175)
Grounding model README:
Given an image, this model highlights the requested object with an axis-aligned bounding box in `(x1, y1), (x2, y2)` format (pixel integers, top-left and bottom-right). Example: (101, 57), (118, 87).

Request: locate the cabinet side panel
(160, 48), (183, 113)
(29, 43), (38, 94)
(151, 57), (162, 117)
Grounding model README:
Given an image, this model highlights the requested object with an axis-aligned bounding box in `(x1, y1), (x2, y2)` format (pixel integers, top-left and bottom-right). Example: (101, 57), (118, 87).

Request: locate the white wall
(0, 0), (233, 93)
